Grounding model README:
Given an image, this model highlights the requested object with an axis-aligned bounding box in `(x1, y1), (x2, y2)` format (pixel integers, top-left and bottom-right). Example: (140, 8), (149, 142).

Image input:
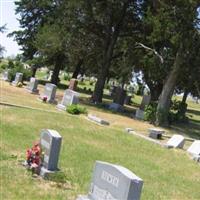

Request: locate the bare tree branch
(135, 42), (164, 64)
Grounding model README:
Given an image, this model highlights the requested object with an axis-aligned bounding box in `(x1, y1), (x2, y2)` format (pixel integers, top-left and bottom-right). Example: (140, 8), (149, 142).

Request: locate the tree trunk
(72, 59), (83, 79)
(31, 65), (37, 77)
(156, 47), (182, 126)
(51, 55), (63, 85)
(182, 89), (189, 104)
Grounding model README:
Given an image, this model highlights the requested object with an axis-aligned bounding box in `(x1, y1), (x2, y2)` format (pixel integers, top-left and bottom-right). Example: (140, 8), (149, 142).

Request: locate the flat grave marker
(77, 161), (143, 200)
(187, 140), (200, 161)
(165, 134), (185, 149)
(87, 114), (110, 126)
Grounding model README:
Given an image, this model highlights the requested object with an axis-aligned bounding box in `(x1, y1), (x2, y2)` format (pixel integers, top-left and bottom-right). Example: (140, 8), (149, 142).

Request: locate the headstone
(139, 95), (151, 110)
(88, 114), (110, 126)
(12, 72), (23, 86)
(165, 134), (185, 149)
(148, 128), (165, 139)
(187, 140), (200, 161)
(113, 87), (126, 106)
(57, 89), (79, 110)
(47, 71), (53, 81)
(2, 70), (9, 81)
(27, 77), (39, 93)
(68, 79), (78, 91)
(135, 95), (151, 120)
(40, 129), (62, 177)
(109, 103), (123, 112)
(40, 83), (57, 103)
(77, 161), (143, 200)
(124, 95), (132, 105)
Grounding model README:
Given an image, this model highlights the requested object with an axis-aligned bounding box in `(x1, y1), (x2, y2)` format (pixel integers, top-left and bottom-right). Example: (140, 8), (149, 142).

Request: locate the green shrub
(66, 104), (87, 115)
(144, 102), (157, 123)
(63, 73), (70, 81)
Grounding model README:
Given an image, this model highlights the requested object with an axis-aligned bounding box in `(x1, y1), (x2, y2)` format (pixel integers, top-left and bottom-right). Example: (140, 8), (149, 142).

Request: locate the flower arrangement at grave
(42, 96), (47, 102)
(25, 141), (43, 174)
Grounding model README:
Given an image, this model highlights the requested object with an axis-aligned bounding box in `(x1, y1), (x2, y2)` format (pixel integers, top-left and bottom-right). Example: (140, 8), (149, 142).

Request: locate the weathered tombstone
(87, 114), (110, 126)
(40, 129), (62, 177)
(77, 161), (143, 200)
(2, 70), (9, 81)
(57, 89), (79, 110)
(187, 140), (200, 161)
(40, 83), (57, 103)
(68, 78), (78, 91)
(27, 77), (39, 93)
(135, 95), (151, 120)
(12, 72), (23, 86)
(165, 134), (185, 149)
(148, 128), (165, 139)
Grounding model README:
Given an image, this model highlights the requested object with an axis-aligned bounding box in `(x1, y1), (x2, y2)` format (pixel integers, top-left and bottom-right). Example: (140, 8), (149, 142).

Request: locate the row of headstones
(148, 128), (200, 162)
(40, 129), (143, 200)
(7, 72), (80, 110)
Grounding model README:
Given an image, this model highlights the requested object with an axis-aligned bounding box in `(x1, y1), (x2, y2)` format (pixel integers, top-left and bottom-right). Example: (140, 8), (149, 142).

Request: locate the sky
(0, 0), (21, 57)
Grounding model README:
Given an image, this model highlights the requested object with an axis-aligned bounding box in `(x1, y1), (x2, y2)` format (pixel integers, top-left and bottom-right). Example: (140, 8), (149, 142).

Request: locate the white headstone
(57, 89), (79, 110)
(165, 134), (185, 148)
(12, 72), (23, 86)
(187, 140), (200, 157)
(77, 161), (143, 200)
(2, 70), (9, 81)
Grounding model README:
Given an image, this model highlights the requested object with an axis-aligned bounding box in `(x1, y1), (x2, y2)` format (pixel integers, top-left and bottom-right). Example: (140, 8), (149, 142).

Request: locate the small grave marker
(148, 128), (164, 139)
(77, 161), (143, 200)
(57, 89), (79, 110)
(187, 140), (200, 161)
(12, 72), (23, 86)
(40, 129), (62, 177)
(40, 83), (57, 103)
(87, 114), (110, 126)
(27, 77), (39, 93)
(2, 70), (9, 81)
(165, 134), (185, 148)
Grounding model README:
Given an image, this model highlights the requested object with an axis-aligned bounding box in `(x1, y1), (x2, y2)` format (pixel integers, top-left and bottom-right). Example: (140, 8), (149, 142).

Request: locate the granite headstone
(165, 134), (185, 149)
(57, 89), (79, 110)
(40, 83), (57, 103)
(40, 129), (62, 177)
(27, 77), (39, 93)
(68, 79), (78, 91)
(12, 72), (23, 86)
(77, 160), (143, 200)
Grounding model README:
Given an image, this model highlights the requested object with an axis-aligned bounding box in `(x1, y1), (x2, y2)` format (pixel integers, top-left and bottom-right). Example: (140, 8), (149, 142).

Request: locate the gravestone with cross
(57, 89), (79, 110)
(77, 160), (143, 200)
(40, 83), (57, 103)
(40, 129), (62, 177)
(12, 72), (23, 86)
(27, 77), (39, 93)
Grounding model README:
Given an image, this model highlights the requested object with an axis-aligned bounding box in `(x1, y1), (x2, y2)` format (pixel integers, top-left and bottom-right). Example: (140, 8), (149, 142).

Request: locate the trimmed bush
(66, 104), (87, 115)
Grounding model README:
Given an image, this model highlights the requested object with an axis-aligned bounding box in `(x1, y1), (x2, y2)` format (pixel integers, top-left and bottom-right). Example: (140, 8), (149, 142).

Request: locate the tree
(0, 25), (6, 58)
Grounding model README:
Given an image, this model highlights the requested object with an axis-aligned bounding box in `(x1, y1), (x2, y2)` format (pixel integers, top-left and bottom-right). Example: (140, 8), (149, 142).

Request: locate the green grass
(1, 98), (200, 199)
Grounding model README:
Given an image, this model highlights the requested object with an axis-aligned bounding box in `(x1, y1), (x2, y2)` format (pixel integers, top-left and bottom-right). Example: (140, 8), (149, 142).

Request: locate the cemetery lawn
(1, 80), (200, 200)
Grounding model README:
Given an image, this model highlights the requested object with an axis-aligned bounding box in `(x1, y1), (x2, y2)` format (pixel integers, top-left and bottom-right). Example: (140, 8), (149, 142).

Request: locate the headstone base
(56, 104), (66, 111)
(26, 88), (39, 94)
(76, 195), (90, 200)
(11, 81), (19, 86)
(40, 167), (58, 178)
(135, 109), (144, 120)
(109, 103), (123, 112)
